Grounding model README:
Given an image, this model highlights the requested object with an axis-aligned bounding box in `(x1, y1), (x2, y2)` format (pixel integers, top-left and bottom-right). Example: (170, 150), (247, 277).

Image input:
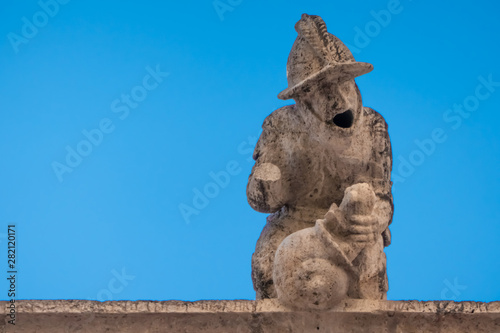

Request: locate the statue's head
(278, 14), (373, 130)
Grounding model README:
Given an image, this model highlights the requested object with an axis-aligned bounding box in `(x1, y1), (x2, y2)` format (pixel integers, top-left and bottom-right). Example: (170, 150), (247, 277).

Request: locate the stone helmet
(278, 14), (373, 100)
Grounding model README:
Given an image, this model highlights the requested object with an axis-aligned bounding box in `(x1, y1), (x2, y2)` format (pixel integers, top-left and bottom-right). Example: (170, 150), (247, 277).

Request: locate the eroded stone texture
(247, 14), (393, 309)
(2, 299), (500, 333)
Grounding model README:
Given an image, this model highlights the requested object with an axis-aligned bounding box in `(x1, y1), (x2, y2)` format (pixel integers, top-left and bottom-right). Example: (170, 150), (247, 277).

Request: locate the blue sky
(0, 0), (499, 302)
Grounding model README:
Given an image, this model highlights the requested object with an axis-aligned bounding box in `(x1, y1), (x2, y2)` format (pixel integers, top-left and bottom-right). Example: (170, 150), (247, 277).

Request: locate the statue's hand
(324, 183), (380, 245)
(344, 213), (379, 244)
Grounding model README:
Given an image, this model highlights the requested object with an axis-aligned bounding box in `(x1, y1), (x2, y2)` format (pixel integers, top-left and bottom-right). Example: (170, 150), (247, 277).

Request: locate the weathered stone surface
(247, 13), (393, 309)
(2, 299), (500, 332)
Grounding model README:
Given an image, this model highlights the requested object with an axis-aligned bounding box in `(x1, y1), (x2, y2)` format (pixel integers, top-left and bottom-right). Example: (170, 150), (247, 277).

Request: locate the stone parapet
(2, 299), (500, 332)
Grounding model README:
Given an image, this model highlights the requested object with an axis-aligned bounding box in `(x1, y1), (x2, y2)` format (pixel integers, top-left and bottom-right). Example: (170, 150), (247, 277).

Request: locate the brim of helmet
(277, 62), (373, 100)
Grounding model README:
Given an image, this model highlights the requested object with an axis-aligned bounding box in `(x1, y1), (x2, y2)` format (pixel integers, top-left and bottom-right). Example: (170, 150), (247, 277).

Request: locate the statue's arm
(369, 108), (394, 246)
(328, 108), (393, 246)
(246, 114), (290, 213)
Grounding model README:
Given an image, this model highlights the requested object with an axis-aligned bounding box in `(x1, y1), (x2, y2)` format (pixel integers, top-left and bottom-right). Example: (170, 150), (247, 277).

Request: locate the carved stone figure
(247, 14), (393, 310)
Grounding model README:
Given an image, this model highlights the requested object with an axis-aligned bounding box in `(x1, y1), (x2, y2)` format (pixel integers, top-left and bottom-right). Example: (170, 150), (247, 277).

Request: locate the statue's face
(298, 79), (362, 131)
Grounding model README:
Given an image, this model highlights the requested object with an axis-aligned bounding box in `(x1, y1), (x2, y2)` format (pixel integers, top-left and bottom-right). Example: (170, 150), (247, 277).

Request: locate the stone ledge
(2, 299), (500, 332)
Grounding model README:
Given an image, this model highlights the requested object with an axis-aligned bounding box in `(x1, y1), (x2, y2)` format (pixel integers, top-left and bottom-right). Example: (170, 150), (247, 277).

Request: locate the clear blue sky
(1, 0), (499, 302)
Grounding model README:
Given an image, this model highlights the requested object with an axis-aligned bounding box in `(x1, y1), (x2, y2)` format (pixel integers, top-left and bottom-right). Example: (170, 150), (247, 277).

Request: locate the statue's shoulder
(363, 106), (389, 130)
(262, 104), (299, 131)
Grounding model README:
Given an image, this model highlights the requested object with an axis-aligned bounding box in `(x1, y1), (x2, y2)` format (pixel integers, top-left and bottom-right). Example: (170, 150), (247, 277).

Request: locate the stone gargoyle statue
(247, 13), (393, 310)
